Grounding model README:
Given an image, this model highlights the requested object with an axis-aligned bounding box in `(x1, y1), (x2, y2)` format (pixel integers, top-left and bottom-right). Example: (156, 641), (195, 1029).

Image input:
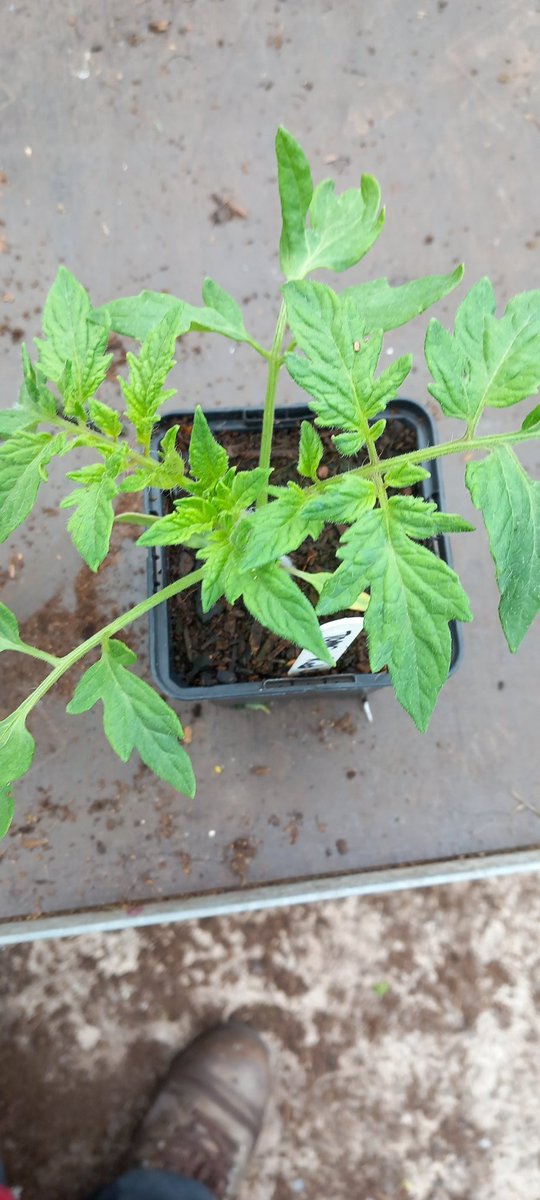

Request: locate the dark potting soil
(164, 417), (419, 686)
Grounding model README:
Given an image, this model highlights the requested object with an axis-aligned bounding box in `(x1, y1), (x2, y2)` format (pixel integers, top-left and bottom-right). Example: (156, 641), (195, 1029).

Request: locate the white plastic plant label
(288, 616), (365, 675)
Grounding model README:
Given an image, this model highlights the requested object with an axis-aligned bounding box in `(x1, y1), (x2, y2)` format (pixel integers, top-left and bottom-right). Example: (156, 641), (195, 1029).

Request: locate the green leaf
(60, 324), (112, 416)
(284, 281), (412, 429)
(314, 559), (366, 614)
(1, 350), (57, 439)
(199, 278), (249, 341)
(466, 447), (540, 651)
(94, 284), (256, 348)
(160, 425), (180, 456)
(368, 418), (387, 443)
(302, 475), (376, 523)
(137, 496), (216, 547)
(332, 420), (386, 455)
(298, 420), (324, 479)
(200, 533), (234, 610)
(234, 487), (322, 571)
(196, 532), (240, 609)
(504, 290), (540, 323)
(318, 506), (472, 729)
(155, 423), (185, 486)
(119, 308), (180, 449)
(118, 464), (176, 493)
(119, 426), (185, 493)
(425, 278), (540, 426)
(344, 266), (464, 332)
(0, 787), (15, 839)
(242, 564), (334, 665)
(305, 176), (384, 276)
(276, 127), (314, 280)
(198, 531), (248, 610)
(332, 431), (366, 456)
(67, 639), (195, 796)
(384, 462), (431, 487)
(188, 406), (228, 486)
(35, 267), (90, 381)
(522, 404), (540, 432)
(285, 282), (373, 428)
(0, 602), (23, 653)
(387, 495), (474, 537)
(0, 408), (39, 438)
(35, 267), (112, 412)
(88, 397), (122, 438)
(20, 345), (57, 418)
(0, 431), (66, 542)
(0, 712), (35, 790)
(276, 129), (384, 279)
(60, 462), (120, 570)
(230, 467), (271, 508)
(92, 292), (192, 342)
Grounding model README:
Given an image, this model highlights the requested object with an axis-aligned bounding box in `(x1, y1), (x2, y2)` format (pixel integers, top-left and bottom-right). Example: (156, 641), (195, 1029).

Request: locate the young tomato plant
(1, 127), (539, 837)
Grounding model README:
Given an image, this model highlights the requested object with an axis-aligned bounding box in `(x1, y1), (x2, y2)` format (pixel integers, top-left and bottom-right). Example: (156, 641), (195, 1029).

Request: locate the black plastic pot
(146, 401), (463, 702)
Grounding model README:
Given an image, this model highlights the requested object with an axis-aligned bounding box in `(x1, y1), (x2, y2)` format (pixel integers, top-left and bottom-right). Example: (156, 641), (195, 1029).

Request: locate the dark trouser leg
(90, 1166), (216, 1200)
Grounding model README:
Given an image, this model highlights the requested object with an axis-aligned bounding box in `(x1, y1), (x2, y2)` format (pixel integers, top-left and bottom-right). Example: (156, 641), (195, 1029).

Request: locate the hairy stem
(334, 426), (540, 485)
(11, 566), (205, 725)
(14, 643), (62, 667)
(246, 336), (272, 362)
(280, 561), (332, 592)
(257, 301), (288, 504)
(53, 416), (152, 468)
(357, 411), (388, 508)
(281, 560), (370, 610)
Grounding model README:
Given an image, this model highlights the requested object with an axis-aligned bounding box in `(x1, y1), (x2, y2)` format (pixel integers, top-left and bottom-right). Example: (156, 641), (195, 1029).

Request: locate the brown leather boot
(127, 1021), (271, 1200)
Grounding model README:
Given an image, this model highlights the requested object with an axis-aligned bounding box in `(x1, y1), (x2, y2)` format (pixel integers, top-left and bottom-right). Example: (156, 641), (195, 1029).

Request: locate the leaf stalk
(9, 566), (205, 727)
(338, 426), (540, 484)
(257, 300), (288, 504)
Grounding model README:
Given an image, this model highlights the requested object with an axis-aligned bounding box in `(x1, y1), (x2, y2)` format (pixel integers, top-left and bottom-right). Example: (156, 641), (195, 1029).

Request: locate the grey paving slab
(1, 0), (539, 930)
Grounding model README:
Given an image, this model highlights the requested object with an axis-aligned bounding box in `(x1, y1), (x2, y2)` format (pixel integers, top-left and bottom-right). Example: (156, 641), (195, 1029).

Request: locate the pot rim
(145, 399), (463, 701)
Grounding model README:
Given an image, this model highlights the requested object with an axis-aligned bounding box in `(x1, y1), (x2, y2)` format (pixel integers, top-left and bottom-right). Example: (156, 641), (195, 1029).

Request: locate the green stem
(246, 336), (272, 362)
(466, 417), (479, 440)
(331, 427), (540, 485)
(257, 301), (288, 504)
(281, 563), (332, 593)
(281, 561), (370, 610)
(357, 410), (388, 509)
(15, 643), (62, 667)
(12, 566), (205, 725)
(53, 416), (153, 469)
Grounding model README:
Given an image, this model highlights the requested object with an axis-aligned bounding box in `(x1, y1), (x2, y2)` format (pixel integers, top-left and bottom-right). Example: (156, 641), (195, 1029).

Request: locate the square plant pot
(145, 400), (463, 702)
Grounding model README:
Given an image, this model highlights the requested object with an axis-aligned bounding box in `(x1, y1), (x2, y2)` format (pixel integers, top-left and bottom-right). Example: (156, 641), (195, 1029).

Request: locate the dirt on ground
(1, 877), (539, 1200)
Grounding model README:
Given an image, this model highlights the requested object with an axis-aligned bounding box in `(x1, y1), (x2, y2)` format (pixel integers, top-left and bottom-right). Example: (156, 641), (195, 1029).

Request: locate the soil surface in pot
(163, 416), (419, 685)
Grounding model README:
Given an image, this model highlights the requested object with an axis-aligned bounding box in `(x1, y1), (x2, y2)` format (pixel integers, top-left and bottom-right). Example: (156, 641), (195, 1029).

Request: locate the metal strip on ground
(1, 848), (539, 946)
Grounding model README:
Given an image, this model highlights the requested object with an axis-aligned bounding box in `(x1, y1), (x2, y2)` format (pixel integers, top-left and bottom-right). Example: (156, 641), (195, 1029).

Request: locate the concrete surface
(1, 0), (540, 926)
(2, 880), (540, 1200)
(1, 3), (540, 1196)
